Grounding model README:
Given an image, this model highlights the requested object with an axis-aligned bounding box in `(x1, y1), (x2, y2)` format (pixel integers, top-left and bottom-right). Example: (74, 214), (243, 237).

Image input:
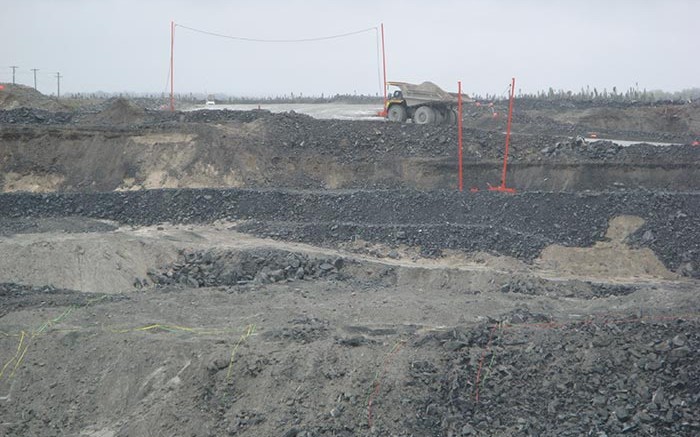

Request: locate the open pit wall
(1, 116), (699, 193)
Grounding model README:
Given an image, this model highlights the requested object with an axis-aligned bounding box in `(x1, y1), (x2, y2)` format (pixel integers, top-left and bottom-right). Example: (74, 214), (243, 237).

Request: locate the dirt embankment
(1, 104), (699, 193)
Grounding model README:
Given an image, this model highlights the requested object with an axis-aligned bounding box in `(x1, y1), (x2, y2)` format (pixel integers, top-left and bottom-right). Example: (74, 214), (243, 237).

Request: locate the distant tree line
(64, 92), (383, 105)
(474, 86), (700, 103)
(66, 86), (700, 105)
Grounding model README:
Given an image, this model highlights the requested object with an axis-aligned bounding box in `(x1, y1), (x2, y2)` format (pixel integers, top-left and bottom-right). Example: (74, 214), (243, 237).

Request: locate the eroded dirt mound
(0, 83), (68, 111)
(79, 97), (148, 125)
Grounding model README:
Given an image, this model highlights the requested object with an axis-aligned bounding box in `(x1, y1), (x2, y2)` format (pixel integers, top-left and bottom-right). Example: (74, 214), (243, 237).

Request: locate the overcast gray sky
(1, 0), (697, 97)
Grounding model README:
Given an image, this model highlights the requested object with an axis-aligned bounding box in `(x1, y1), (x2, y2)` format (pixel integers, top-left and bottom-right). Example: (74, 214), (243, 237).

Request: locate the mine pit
(0, 85), (698, 436)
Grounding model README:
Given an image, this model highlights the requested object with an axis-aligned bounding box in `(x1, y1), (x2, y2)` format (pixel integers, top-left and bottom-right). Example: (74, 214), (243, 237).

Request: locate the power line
(175, 23), (377, 43)
(169, 22), (383, 103)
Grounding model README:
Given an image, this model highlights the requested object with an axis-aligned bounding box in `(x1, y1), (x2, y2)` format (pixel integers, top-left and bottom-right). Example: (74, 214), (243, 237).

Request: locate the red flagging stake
(379, 23), (388, 117)
(489, 77), (516, 193)
(170, 21), (175, 112)
(458, 81), (464, 192)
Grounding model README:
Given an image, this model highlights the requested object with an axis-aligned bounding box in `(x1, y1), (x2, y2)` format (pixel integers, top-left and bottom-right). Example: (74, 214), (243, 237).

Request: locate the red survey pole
(380, 23), (388, 116)
(489, 77), (516, 193)
(170, 20), (175, 112)
(457, 80), (463, 192)
(501, 77), (515, 187)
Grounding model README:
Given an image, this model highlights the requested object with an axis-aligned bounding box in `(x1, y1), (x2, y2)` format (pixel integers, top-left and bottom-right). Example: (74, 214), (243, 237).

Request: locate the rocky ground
(0, 86), (698, 436)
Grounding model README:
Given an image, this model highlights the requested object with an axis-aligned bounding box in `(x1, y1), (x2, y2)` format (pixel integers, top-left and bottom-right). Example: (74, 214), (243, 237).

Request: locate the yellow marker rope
(225, 324), (257, 382)
(105, 323), (243, 336)
(0, 331), (26, 381)
(0, 296), (105, 383)
(1, 305), (75, 383)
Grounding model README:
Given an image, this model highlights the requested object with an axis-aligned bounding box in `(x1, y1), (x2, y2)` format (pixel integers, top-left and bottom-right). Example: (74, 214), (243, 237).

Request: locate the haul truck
(384, 81), (470, 124)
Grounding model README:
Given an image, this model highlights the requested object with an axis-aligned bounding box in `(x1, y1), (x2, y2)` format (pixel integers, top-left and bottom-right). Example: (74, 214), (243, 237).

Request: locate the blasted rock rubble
(1, 189), (697, 276)
(183, 109), (698, 162)
(0, 107), (74, 124)
(403, 318), (700, 436)
(148, 249), (346, 288)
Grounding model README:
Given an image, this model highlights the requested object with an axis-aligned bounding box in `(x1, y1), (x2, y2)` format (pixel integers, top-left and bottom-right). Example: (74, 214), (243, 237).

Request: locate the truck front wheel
(387, 104), (408, 122)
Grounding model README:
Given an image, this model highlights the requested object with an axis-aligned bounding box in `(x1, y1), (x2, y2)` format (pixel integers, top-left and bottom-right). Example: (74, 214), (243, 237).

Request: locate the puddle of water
(587, 137), (681, 147)
(187, 103), (384, 121)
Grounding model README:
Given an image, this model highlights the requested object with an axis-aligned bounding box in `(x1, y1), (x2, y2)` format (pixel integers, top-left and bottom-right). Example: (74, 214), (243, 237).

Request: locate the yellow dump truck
(384, 81), (470, 124)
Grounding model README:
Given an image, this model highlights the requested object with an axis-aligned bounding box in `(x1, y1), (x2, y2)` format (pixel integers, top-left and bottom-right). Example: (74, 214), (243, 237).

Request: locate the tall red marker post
(457, 80), (463, 192)
(489, 77), (516, 193)
(170, 20), (175, 112)
(379, 23), (388, 117)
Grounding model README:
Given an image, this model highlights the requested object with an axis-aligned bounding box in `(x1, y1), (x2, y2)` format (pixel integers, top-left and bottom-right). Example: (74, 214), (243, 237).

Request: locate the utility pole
(54, 72), (62, 98)
(31, 68), (39, 89)
(10, 66), (18, 84)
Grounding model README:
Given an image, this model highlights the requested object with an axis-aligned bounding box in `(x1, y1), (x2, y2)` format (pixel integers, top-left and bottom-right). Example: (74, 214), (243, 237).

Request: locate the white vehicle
(205, 100), (216, 106)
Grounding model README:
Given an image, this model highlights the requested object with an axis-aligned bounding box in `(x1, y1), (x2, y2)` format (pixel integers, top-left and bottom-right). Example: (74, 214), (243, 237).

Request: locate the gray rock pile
(0, 107), (73, 124)
(148, 249), (344, 288)
(405, 317), (699, 436)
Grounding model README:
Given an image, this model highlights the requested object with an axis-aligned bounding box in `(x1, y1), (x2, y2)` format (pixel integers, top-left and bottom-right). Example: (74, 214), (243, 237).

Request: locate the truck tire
(413, 106), (436, 124)
(387, 104), (408, 122)
(446, 109), (458, 124)
(434, 108), (446, 125)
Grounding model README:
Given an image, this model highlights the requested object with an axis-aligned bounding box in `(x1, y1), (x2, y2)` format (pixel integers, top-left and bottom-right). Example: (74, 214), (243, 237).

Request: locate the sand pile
(0, 83), (67, 111)
(80, 97), (148, 125)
